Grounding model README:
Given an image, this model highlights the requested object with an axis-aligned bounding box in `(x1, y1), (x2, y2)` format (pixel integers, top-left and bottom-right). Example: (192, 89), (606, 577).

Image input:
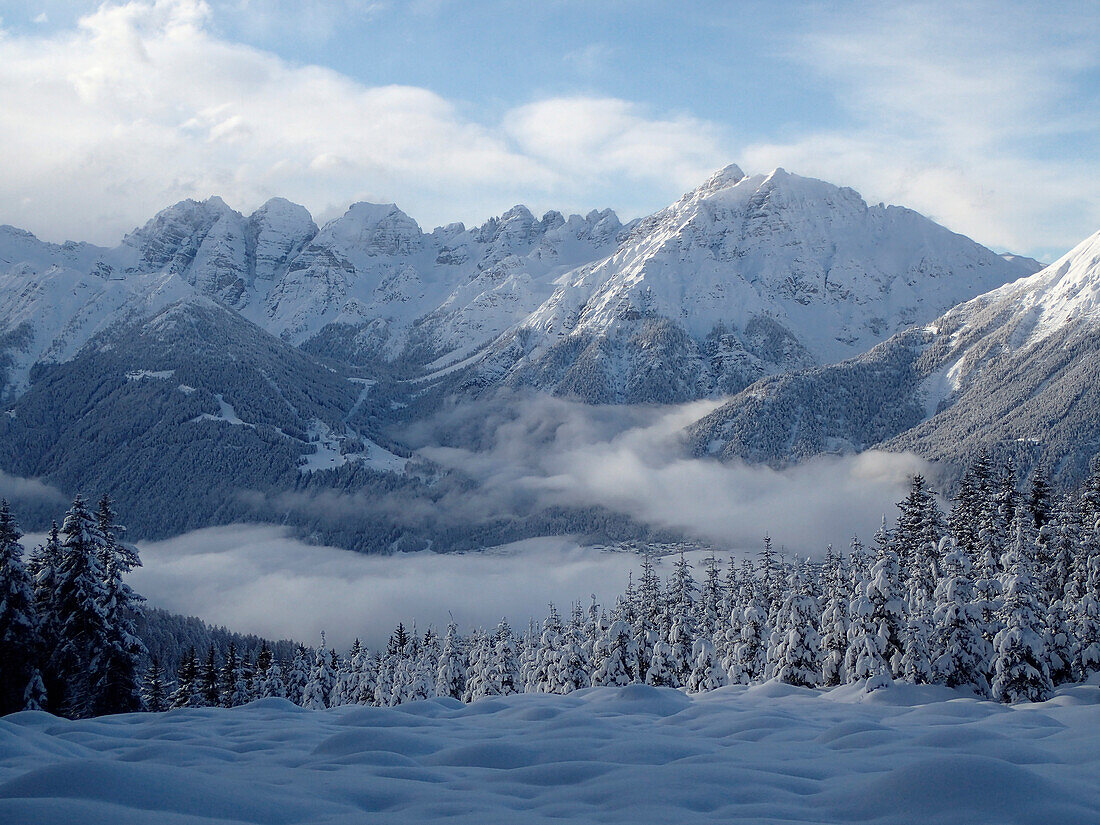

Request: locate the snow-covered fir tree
(686, 637), (725, 693)
(48, 496), (114, 718)
(435, 623), (466, 700)
(0, 500), (42, 714)
(94, 495), (146, 715)
(592, 620), (639, 687)
(992, 518), (1054, 703)
(819, 546), (850, 687)
(770, 563), (821, 687)
(302, 633), (336, 709)
(141, 659), (170, 712)
(931, 545), (991, 696)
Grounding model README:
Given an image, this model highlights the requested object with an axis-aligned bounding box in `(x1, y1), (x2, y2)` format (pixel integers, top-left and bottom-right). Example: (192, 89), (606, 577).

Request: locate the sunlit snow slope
(2, 683), (1099, 825)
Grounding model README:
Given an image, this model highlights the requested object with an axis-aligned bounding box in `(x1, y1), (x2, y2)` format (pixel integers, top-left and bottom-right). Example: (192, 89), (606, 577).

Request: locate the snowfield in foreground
(2, 682), (1099, 825)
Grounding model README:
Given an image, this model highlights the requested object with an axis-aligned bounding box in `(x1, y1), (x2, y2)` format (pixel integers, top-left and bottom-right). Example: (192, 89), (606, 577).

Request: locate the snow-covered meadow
(3, 681), (1099, 825)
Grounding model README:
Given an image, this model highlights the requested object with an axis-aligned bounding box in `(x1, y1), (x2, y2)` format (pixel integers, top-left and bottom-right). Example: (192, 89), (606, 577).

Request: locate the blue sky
(0, 0), (1096, 260)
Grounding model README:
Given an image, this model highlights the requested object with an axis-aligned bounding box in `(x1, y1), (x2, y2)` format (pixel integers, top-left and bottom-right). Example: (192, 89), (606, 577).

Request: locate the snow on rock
(298, 420), (408, 475)
(479, 167), (1041, 403)
(1, 684), (1098, 824)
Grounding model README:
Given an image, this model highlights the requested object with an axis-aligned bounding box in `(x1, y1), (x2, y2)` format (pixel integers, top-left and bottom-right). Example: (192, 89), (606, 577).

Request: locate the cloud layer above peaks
(0, 0), (1094, 258)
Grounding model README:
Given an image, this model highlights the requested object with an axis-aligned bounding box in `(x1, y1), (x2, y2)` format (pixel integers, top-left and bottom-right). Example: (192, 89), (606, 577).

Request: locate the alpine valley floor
(2, 681), (1099, 825)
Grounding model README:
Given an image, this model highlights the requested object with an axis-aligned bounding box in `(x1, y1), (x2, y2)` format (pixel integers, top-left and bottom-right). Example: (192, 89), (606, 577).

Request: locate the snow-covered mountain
(469, 166), (1040, 402)
(0, 196), (627, 401)
(0, 166), (1038, 407)
(687, 229), (1100, 480)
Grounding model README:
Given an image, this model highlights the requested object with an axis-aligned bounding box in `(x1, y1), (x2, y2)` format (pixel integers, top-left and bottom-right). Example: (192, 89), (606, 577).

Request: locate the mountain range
(688, 229), (1100, 482)
(6, 162), (1095, 549)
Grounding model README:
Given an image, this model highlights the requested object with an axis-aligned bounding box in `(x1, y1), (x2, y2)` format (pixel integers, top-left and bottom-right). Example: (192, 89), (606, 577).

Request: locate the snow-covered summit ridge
(468, 166), (1041, 403)
(0, 165), (1043, 404)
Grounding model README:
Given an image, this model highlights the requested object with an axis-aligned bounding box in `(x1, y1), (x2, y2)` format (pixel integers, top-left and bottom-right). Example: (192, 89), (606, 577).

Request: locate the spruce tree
(219, 643), (241, 707)
(866, 516), (907, 676)
(94, 495), (145, 715)
(170, 647), (200, 709)
(0, 501), (42, 714)
(819, 547), (851, 687)
(992, 520), (1054, 703)
(285, 645), (310, 705)
(591, 620), (638, 687)
(200, 645), (220, 707)
(302, 632), (336, 709)
(686, 637), (726, 693)
(49, 496), (113, 718)
(435, 623), (467, 700)
(845, 581), (889, 683)
(141, 659), (169, 712)
(528, 604), (565, 693)
(732, 593), (770, 684)
(772, 564), (821, 687)
(931, 545), (991, 696)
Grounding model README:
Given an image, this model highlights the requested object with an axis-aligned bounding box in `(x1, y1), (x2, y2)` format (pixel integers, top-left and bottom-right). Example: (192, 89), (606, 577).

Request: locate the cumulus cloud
(129, 525), (666, 649)
(0, 0), (727, 244)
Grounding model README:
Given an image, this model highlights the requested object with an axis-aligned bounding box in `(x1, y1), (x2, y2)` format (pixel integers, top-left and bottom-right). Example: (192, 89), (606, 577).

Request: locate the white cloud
(505, 97), (726, 195)
(0, 0), (726, 244)
(129, 525), (657, 649)
(752, 1), (1100, 258)
(124, 394), (931, 649)
(402, 394), (931, 554)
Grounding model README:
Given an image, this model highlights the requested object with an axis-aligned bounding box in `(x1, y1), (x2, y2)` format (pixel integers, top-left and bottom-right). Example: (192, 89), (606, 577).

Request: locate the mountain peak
(696, 163), (746, 196)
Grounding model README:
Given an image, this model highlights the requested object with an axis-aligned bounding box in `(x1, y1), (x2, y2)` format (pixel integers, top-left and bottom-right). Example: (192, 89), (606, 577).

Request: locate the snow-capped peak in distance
(683, 226), (1100, 480)
(471, 166), (1041, 404)
(0, 164), (1042, 407)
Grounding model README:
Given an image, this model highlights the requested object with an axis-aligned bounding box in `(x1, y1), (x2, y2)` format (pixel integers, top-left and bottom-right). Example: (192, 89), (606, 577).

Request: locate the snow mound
(2, 685), (1098, 824)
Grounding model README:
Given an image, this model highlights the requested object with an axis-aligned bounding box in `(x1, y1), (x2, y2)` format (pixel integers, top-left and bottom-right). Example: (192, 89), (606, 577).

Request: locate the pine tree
(555, 632), (591, 694)
(866, 516), (907, 676)
(1045, 598), (1077, 686)
(0, 501), (42, 714)
(488, 619), (520, 696)
(302, 632), (336, 709)
(931, 545), (991, 696)
(199, 645), (220, 707)
(819, 547), (851, 687)
(591, 620), (638, 687)
(258, 660), (288, 700)
(900, 612), (934, 685)
(49, 496), (113, 718)
(285, 645), (310, 705)
(732, 592), (770, 684)
(141, 659), (169, 712)
(219, 642), (241, 707)
(992, 520), (1054, 703)
(686, 637), (726, 693)
(94, 495), (146, 715)
(698, 553), (725, 640)
(462, 629), (491, 702)
(845, 580), (889, 683)
(772, 564), (821, 687)
(331, 639), (362, 707)
(528, 604), (565, 693)
(435, 623), (466, 700)
(895, 475), (945, 611)
(28, 521), (62, 705)
(170, 647), (200, 708)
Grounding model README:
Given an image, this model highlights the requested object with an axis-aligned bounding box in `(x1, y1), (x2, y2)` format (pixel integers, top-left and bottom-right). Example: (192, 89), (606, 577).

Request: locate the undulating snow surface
(2, 683), (1099, 825)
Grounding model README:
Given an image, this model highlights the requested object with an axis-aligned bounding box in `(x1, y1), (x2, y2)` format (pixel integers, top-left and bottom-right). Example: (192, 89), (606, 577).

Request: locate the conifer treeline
(3, 452), (1099, 717)
(144, 452), (1100, 711)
